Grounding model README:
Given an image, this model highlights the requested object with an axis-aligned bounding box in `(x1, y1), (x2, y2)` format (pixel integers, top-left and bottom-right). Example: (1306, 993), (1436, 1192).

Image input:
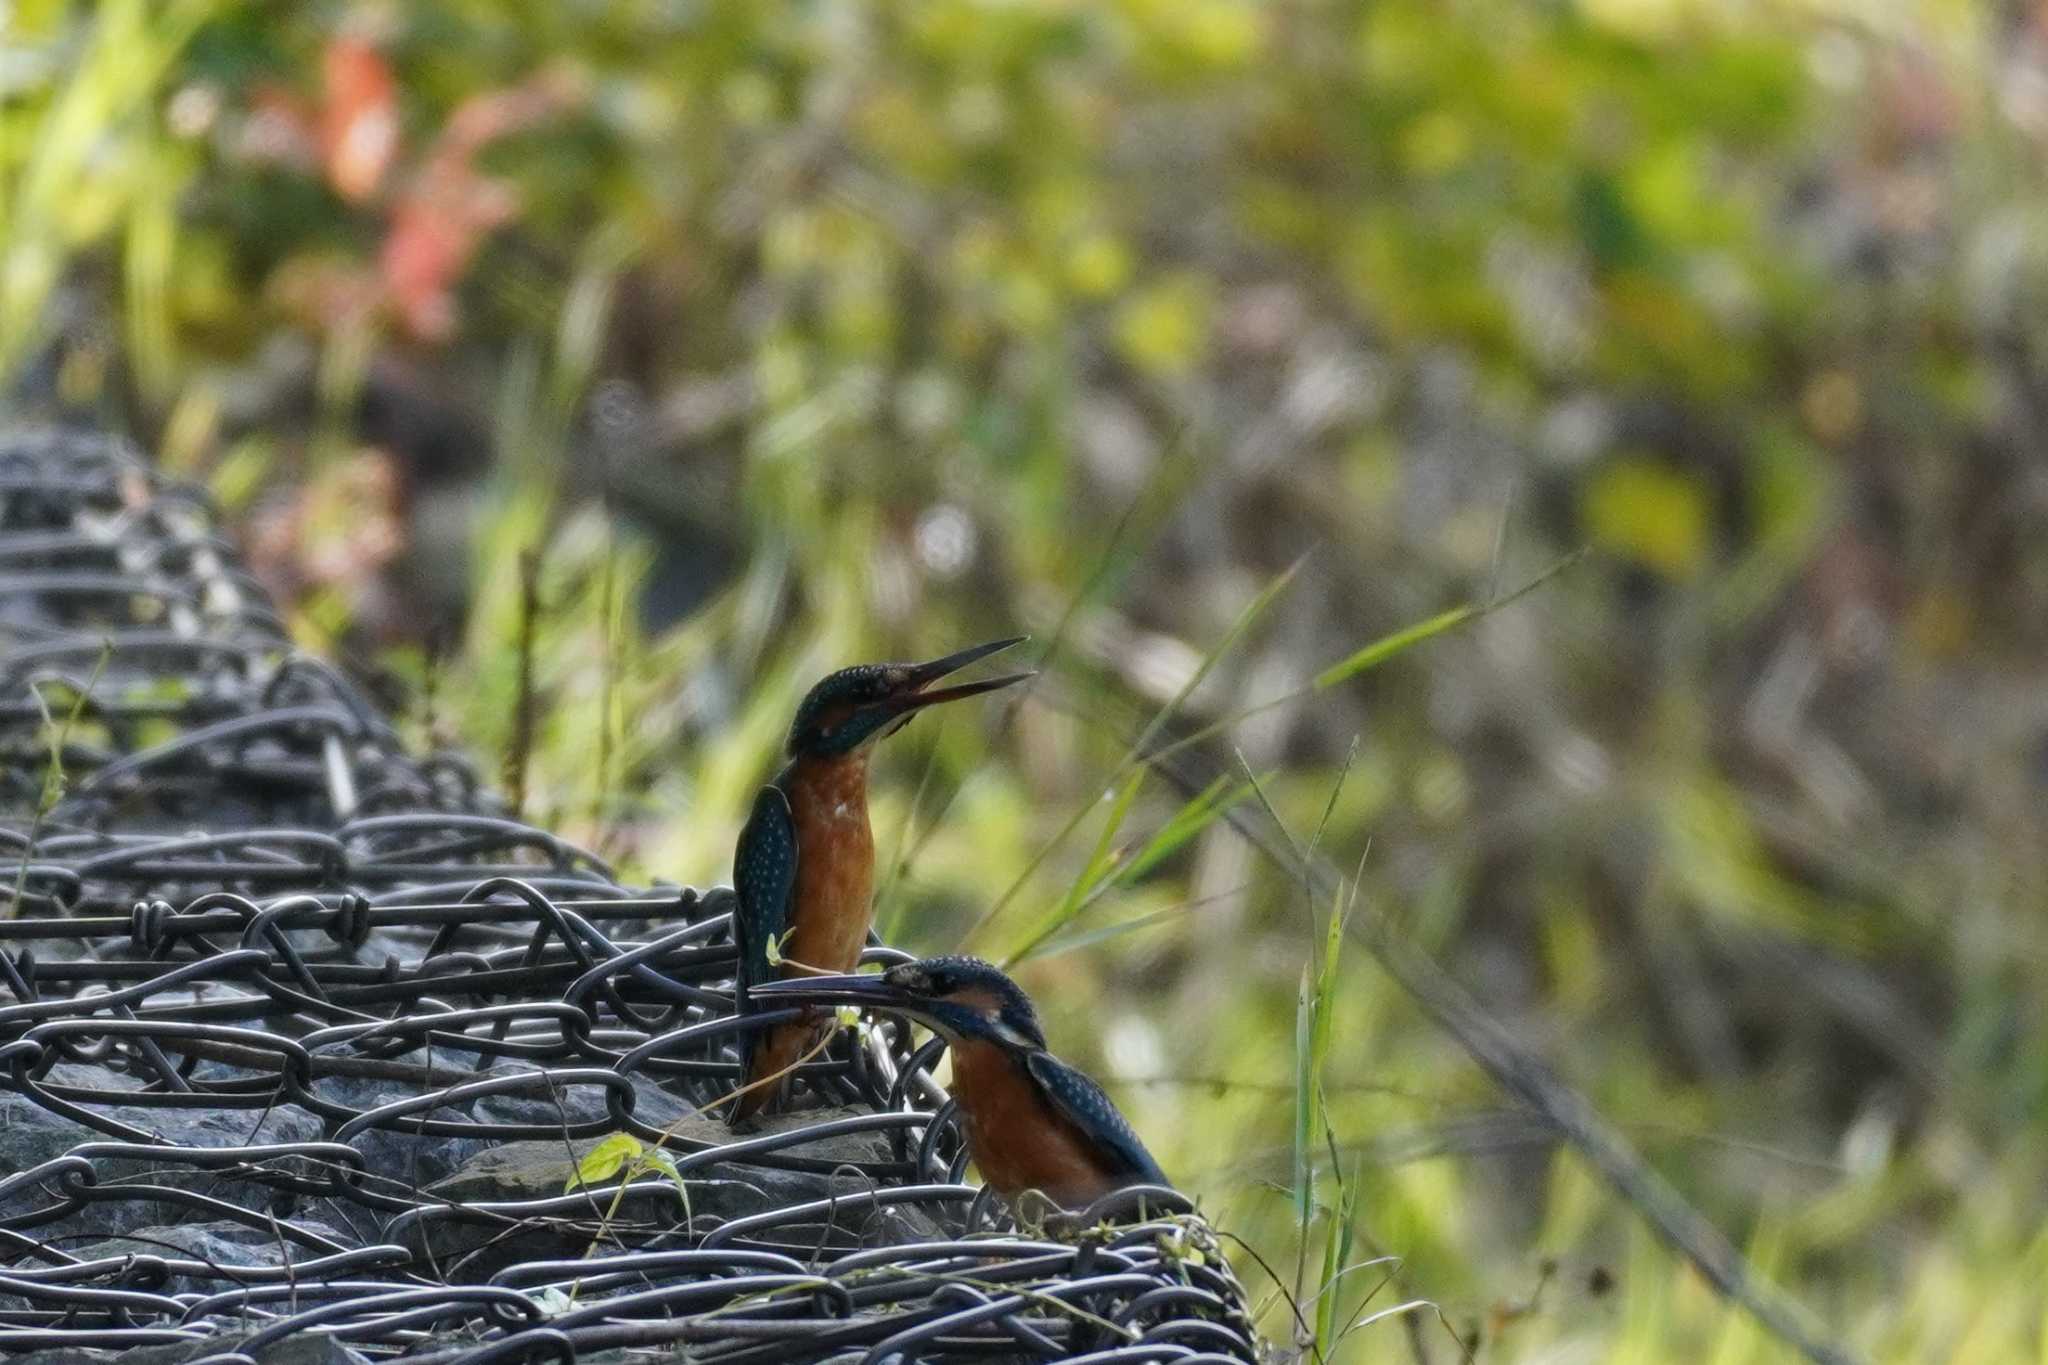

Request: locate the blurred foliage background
(6, 0), (2048, 1359)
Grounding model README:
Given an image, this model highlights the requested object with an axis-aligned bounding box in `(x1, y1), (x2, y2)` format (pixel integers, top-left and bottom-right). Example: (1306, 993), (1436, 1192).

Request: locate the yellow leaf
(1180, 0), (1261, 66)
(1114, 274), (1213, 378)
(1400, 111), (1471, 177)
(566, 1132), (643, 1192)
(1577, 0), (1689, 43)
(1580, 458), (1711, 581)
(1066, 234), (1131, 298)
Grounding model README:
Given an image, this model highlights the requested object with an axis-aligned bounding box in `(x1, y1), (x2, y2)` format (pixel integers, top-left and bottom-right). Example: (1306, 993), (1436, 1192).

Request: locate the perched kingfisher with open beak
(749, 956), (1170, 1208)
(728, 640), (1031, 1123)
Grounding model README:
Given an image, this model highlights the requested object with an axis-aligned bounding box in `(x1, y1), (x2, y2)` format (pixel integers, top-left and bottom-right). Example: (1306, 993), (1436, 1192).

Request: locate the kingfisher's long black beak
(878, 636), (1032, 718)
(747, 971), (932, 1016)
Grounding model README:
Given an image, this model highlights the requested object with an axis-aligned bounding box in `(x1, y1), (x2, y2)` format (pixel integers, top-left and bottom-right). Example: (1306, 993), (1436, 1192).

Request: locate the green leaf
(1307, 737), (1362, 866)
(965, 552), (1305, 951)
(1312, 603), (1476, 692)
(566, 1132), (643, 1192)
(1293, 963), (1316, 1238)
(1074, 772), (1145, 893)
(1311, 880), (1349, 1092)
(1134, 555), (1307, 757)
(1310, 550), (1586, 695)
(1001, 769), (1144, 966)
(1114, 773), (1256, 887)
(1142, 553), (1583, 779)
(1018, 885), (1243, 962)
(1314, 1162), (1362, 1354)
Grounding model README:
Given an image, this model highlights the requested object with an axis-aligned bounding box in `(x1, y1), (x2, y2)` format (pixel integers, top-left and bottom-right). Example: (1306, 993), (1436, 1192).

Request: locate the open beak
(747, 971), (933, 1019)
(880, 636), (1033, 717)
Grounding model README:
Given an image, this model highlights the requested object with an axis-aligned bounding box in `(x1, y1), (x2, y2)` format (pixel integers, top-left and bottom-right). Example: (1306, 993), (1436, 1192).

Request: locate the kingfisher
(749, 956), (1170, 1208)
(728, 639), (1031, 1123)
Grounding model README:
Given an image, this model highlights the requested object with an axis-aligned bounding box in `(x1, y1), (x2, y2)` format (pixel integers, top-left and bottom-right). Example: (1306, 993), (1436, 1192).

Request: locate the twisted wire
(0, 429), (1256, 1364)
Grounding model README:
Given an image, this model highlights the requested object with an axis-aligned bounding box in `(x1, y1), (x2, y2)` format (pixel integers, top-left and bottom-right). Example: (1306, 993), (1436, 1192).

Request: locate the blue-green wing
(1025, 1050), (1169, 1188)
(732, 783), (797, 1029)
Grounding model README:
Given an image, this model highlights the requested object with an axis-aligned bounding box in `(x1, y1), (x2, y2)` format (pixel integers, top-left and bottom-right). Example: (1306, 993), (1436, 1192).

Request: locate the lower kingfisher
(728, 639), (1030, 1123)
(749, 956), (1170, 1208)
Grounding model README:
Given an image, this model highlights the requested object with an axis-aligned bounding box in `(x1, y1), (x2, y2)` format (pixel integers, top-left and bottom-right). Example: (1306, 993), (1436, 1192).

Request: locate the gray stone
(6, 1331), (369, 1365)
(0, 1063), (322, 1164)
(115, 1332), (370, 1365)
(333, 1064), (700, 1189)
(0, 1064), (324, 1239)
(410, 1105), (942, 1275)
(40, 1219), (355, 1299)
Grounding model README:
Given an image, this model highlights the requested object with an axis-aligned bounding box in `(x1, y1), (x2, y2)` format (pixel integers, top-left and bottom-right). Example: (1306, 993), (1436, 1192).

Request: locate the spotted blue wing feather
(1025, 1050), (1169, 1188)
(732, 782), (797, 1064)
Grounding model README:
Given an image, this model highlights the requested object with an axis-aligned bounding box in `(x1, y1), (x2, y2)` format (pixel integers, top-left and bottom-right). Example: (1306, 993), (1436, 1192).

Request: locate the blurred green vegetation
(7, 0), (2048, 1359)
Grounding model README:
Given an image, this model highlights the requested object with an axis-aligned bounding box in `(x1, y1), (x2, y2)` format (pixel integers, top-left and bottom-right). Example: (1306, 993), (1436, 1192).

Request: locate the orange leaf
(374, 70), (576, 340)
(320, 36), (399, 203)
(379, 203), (465, 340)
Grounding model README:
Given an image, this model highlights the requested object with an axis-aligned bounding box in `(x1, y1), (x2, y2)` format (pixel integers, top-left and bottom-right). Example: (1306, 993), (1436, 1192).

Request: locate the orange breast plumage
(949, 1038), (1121, 1208)
(782, 753), (875, 974)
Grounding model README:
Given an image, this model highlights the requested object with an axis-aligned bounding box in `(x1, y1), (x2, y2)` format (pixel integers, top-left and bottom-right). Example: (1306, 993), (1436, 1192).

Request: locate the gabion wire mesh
(0, 429), (1258, 1364)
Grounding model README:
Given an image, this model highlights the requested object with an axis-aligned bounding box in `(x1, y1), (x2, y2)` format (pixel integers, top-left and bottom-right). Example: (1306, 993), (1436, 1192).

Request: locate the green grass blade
(1312, 603), (1476, 692)
(1310, 874), (1352, 1091)
(1003, 767), (1265, 963)
(1132, 552), (1308, 757)
(1314, 1161), (1362, 1353)
(1237, 751), (1304, 865)
(1293, 961), (1316, 1290)
(9, 641), (109, 918)
(1138, 549), (1586, 777)
(1115, 773), (1256, 886)
(1016, 883), (1254, 962)
(900, 439), (1202, 913)
(1307, 736), (1362, 866)
(964, 554), (1307, 949)
(1000, 769), (1144, 966)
